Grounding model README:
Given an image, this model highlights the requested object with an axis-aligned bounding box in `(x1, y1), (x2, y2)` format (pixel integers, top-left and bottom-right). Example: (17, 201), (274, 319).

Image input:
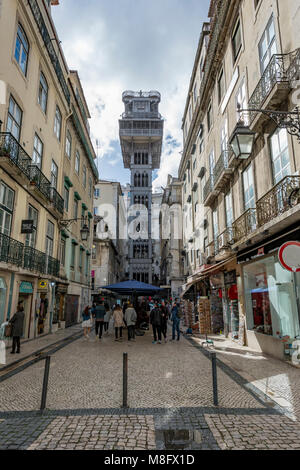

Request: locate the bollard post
(40, 355), (51, 413)
(122, 352), (128, 408)
(211, 352), (218, 407)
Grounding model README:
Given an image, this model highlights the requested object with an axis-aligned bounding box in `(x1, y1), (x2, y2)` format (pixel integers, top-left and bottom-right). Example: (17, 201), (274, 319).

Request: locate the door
(65, 295), (79, 327)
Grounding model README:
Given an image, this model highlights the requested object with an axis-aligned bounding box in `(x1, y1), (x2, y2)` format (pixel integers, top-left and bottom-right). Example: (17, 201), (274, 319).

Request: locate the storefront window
(244, 254), (300, 340)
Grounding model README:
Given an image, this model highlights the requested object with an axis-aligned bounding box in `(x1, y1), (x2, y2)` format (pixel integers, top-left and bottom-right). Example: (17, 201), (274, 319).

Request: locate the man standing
(9, 304), (25, 354)
(93, 301), (106, 340)
(171, 302), (182, 342)
(150, 302), (162, 344)
(124, 302), (137, 341)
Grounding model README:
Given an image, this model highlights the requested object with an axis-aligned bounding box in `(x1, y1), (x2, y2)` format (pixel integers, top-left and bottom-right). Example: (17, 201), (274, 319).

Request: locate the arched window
(137, 173), (141, 187)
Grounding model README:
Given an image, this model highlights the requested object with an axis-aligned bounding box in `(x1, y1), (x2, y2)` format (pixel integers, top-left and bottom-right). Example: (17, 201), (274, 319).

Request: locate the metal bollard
(211, 352), (218, 406)
(40, 355), (51, 413)
(122, 352), (128, 408)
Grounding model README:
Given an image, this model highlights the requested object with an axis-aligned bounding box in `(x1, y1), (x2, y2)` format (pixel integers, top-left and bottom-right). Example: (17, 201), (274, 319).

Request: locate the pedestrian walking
(160, 302), (168, 343)
(9, 304), (25, 354)
(113, 305), (125, 341)
(171, 302), (182, 341)
(150, 302), (162, 344)
(92, 301), (106, 340)
(125, 302), (137, 341)
(104, 302), (112, 334)
(82, 305), (92, 339)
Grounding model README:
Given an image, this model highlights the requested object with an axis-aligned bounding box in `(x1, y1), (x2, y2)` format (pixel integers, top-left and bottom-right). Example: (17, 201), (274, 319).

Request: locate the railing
(287, 48), (300, 82)
(233, 209), (257, 243)
(47, 256), (60, 277)
(50, 187), (64, 214)
(122, 112), (162, 119)
(119, 129), (163, 136)
(203, 176), (214, 202)
(0, 133), (32, 179)
(248, 54), (290, 124)
(28, 0), (70, 105)
(122, 91), (161, 100)
(23, 246), (47, 274)
(213, 150), (230, 184)
(28, 165), (51, 200)
(216, 228), (234, 254)
(256, 176), (300, 227)
(0, 233), (24, 267)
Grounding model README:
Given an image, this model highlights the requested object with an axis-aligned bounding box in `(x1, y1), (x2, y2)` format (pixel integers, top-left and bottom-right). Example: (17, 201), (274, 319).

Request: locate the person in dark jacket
(9, 305), (25, 354)
(92, 301), (106, 339)
(150, 303), (162, 344)
(160, 302), (169, 343)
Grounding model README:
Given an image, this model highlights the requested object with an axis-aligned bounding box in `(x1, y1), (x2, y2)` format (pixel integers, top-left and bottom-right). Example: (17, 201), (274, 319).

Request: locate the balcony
(23, 246), (47, 274)
(213, 150), (234, 191)
(0, 133), (64, 216)
(232, 209), (257, 243)
(47, 256), (60, 277)
(203, 176), (219, 207)
(119, 128), (163, 138)
(0, 233), (24, 267)
(215, 228), (234, 261)
(205, 241), (215, 261)
(256, 176), (300, 228)
(248, 53), (293, 131)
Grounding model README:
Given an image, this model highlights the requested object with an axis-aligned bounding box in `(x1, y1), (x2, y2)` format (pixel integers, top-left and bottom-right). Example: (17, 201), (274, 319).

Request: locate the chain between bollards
(122, 352), (128, 408)
(211, 352), (218, 407)
(40, 355), (51, 413)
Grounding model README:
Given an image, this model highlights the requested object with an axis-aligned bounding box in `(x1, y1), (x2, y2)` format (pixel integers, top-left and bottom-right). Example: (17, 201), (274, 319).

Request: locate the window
(14, 24), (29, 75)
(94, 188), (100, 198)
(236, 78), (249, 125)
(243, 164), (255, 210)
(218, 69), (225, 104)
(220, 119), (228, 153)
(207, 103), (212, 132)
(54, 106), (62, 141)
(65, 130), (72, 159)
(270, 128), (291, 184)
(85, 253), (89, 277)
(193, 83), (197, 107)
(209, 149), (215, 179)
(213, 209), (219, 241)
(64, 186), (69, 212)
(89, 177), (92, 198)
(25, 205), (38, 247)
(232, 19), (242, 61)
(32, 134), (43, 169)
(83, 165), (87, 188)
(79, 249), (83, 272)
(73, 199), (78, 219)
(38, 72), (48, 113)
(75, 151), (80, 175)
(225, 191), (234, 228)
(60, 238), (66, 266)
(0, 182), (14, 236)
(6, 96), (22, 141)
(45, 220), (54, 257)
(92, 245), (96, 260)
(51, 160), (58, 189)
(71, 243), (76, 269)
(259, 16), (277, 74)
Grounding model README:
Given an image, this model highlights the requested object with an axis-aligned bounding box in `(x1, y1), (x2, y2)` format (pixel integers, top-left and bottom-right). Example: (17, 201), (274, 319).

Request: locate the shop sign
(38, 280), (48, 290)
(56, 283), (68, 294)
(19, 281), (33, 294)
(279, 242), (300, 273)
(21, 220), (34, 234)
(224, 270), (237, 285)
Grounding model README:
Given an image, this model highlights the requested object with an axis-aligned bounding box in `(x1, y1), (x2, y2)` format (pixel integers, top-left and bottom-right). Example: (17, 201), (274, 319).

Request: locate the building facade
(119, 90), (164, 284)
(179, 0), (300, 359)
(0, 0), (98, 337)
(92, 180), (127, 292)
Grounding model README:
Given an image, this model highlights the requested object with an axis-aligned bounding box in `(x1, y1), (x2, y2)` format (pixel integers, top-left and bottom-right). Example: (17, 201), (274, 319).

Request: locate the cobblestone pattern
(205, 414), (300, 450)
(0, 328), (263, 412)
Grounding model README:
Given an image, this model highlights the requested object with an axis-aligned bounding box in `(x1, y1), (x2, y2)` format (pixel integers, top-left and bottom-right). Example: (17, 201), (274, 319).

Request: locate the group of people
(82, 298), (183, 345)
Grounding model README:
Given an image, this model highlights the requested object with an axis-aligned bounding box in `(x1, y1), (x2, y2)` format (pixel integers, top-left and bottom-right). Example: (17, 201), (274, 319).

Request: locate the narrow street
(0, 324), (300, 450)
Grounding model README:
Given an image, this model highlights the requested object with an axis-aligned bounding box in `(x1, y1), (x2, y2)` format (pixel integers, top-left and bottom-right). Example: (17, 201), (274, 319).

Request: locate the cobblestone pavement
(0, 323), (300, 450)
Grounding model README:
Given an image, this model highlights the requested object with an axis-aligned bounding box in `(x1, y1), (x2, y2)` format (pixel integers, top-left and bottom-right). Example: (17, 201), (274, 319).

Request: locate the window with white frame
(65, 130), (72, 159)
(83, 165), (87, 188)
(270, 128), (291, 184)
(89, 177), (92, 198)
(243, 164), (255, 210)
(236, 77), (249, 125)
(74, 199), (78, 219)
(45, 220), (54, 257)
(0, 182), (14, 236)
(54, 106), (62, 141)
(75, 151), (80, 175)
(225, 191), (234, 228)
(32, 134), (43, 169)
(14, 23), (29, 75)
(213, 209), (219, 241)
(232, 19), (242, 62)
(25, 205), (38, 248)
(60, 238), (66, 266)
(259, 15), (277, 74)
(64, 186), (69, 212)
(51, 160), (58, 189)
(218, 69), (225, 104)
(7, 96), (22, 141)
(38, 72), (48, 113)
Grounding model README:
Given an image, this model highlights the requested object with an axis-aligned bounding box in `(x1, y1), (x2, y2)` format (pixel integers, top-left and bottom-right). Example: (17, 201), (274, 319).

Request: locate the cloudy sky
(52, 0), (210, 191)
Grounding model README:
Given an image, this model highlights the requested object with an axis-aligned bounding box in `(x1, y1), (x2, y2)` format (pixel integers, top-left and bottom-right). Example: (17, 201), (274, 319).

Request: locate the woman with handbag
(9, 304), (25, 354)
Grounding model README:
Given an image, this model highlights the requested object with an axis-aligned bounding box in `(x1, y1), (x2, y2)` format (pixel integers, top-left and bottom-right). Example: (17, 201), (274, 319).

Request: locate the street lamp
(229, 122), (256, 160)
(80, 223), (90, 241)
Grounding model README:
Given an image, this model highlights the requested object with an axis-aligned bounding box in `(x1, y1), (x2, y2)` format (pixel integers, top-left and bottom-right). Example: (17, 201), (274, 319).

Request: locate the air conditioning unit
(206, 244), (215, 259)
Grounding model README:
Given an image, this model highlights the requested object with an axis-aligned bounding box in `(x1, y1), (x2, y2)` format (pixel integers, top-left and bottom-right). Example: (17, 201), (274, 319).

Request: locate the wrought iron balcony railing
(47, 255), (60, 277)
(0, 133), (32, 179)
(248, 54), (290, 124)
(203, 176), (214, 202)
(213, 150), (230, 185)
(29, 165), (51, 201)
(50, 187), (64, 215)
(256, 175), (300, 227)
(233, 209), (257, 243)
(0, 233), (24, 267)
(216, 228), (234, 254)
(23, 246), (47, 274)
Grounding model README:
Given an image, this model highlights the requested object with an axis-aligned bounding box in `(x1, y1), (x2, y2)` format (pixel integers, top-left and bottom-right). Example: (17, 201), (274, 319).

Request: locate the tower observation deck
(119, 90), (164, 284)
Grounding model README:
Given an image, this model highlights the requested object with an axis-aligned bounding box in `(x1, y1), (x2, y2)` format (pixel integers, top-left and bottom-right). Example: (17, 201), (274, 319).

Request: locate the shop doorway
(0, 278), (7, 326)
(65, 295), (79, 327)
(36, 294), (49, 336)
(18, 294), (33, 339)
